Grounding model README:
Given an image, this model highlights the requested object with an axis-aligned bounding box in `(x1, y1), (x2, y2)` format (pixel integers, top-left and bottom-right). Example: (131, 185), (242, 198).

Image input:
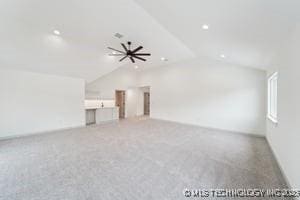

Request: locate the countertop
(85, 107), (118, 110)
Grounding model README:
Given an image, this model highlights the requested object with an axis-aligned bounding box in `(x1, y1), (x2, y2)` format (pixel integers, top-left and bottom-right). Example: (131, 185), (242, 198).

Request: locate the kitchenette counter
(85, 107), (119, 125)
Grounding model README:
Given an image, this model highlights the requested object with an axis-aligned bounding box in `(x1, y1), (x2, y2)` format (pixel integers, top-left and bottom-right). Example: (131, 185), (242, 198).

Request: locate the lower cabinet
(86, 109), (96, 125)
(96, 107), (119, 124)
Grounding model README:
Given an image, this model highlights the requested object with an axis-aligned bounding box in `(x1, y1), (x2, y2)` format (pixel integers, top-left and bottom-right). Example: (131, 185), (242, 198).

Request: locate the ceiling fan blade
(132, 55), (146, 61)
(131, 46), (143, 54)
(119, 55), (128, 62)
(132, 53), (151, 56)
(121, 43), (128, 52)
(108, 53), (125, 56)
(108, 47), (125, 54)
(130, 57), (135, 63)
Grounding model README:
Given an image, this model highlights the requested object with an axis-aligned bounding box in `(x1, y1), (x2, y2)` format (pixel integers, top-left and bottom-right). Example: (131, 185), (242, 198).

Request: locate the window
(268, 72), (278, 123)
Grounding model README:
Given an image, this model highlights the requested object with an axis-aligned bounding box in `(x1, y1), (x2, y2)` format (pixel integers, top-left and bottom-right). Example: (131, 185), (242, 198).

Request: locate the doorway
(144, 92), (150, 115)
(115, 90), (125, 119)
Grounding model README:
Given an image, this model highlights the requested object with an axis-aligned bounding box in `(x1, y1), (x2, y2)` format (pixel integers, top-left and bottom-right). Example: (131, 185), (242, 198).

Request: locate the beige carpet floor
(0, 118), (288, 200)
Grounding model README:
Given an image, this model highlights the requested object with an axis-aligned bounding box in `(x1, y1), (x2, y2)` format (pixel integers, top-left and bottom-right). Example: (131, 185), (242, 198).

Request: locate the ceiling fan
(108, 41), (151, 63)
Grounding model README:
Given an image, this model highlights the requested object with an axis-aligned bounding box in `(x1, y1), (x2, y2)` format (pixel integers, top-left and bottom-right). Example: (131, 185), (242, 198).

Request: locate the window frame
(267, 72), (278, 124)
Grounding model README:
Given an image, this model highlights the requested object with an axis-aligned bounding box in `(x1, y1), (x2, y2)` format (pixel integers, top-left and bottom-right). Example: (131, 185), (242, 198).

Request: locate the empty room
(0, 0), (299, 199)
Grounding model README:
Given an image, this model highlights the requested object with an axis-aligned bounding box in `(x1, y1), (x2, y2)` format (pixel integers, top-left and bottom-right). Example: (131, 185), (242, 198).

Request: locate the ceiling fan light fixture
(107, 41), (151, 63)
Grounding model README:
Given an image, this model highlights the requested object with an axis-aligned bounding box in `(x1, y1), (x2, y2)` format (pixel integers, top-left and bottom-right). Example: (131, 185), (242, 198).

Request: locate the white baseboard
(266, 137), (294, 190)
(0, 124), (86, 141)
(94, 119), (119, 125)
(0, 120), (122, 141)
(150, 117), (266, 138)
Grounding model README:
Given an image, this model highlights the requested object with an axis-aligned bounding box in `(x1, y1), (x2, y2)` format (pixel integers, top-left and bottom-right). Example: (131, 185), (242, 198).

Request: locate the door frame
(115, 90), (126, 119)
(143, 92), (150, 116)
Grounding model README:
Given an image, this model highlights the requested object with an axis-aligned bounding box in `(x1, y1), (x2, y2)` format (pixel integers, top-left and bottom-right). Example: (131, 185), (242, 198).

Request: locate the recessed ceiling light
(202, 24), (209, 30)
(161, 57), (168, 61)
(220, 54), (226, 58)
(53, 30), (60, 35)
(134, 65), (139, 69)
(112, 51), (117, 54)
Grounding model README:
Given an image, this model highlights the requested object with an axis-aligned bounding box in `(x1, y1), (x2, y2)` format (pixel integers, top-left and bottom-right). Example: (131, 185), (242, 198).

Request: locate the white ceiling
(134, 0), (300, 70)
(0, 0), (194, 82)
(0, 0), (299, 82)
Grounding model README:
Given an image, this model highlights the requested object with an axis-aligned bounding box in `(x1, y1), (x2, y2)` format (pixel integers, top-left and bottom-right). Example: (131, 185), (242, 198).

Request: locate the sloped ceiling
(134, 0), (300, 69)
(0, 0), (299, 82)
(0, 0), (194, 82)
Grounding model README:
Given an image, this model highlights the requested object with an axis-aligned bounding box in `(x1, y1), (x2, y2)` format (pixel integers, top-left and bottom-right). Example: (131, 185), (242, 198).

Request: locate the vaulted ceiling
(0, 0), (299, 82)
(134, 0), (300, 69)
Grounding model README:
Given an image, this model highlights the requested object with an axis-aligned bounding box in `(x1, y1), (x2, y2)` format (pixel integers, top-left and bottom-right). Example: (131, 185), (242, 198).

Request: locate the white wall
(86, 66), (138, 118)
(266, 24), (300, 190)
(87, 66), (137, 99)
(126, 88), (139, 118)
(137, 58), (266, 135)
(0, 69), (85, 138)
(84, 100), (115, 109)
(137, 86), (150, 116)
(86, 57), (266, 135)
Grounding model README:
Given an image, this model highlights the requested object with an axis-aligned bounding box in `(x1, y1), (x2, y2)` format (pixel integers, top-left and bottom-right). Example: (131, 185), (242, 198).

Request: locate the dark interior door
(116, 90), (125, 118)
(144, 92), (150, 115)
